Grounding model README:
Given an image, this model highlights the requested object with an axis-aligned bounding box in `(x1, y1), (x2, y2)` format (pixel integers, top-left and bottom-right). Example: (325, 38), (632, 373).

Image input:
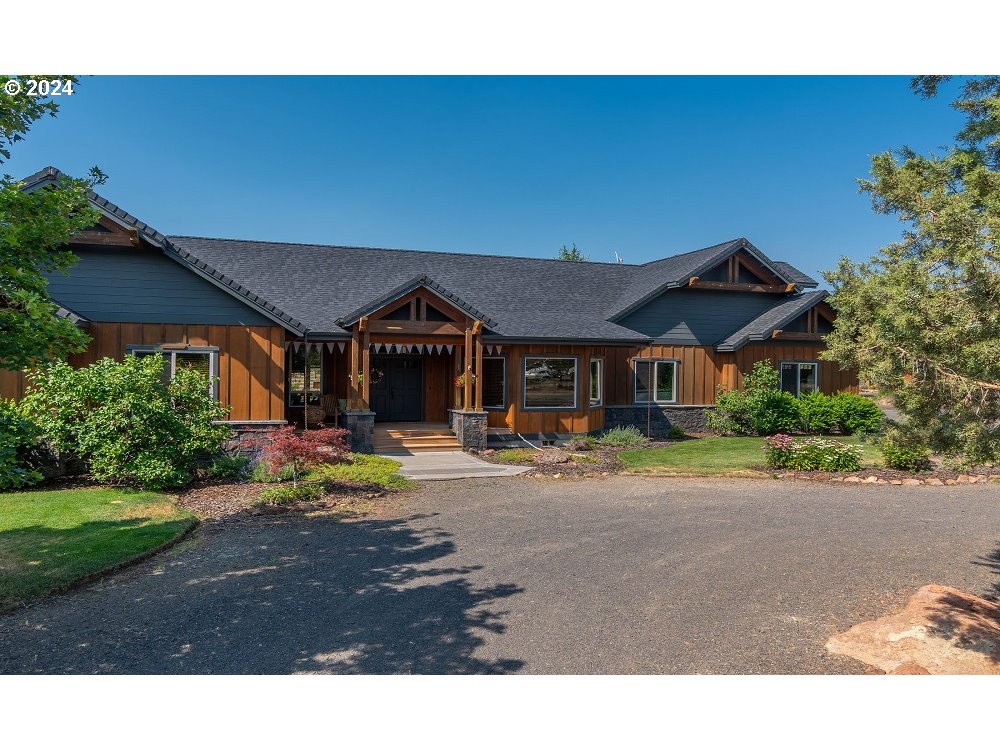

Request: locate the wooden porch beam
(463, 324), (473, 410)
(361, 327), (371, 410)
(688, 279), (795, 294)
(474, 331), (484, 411)
(349, 327), (360, 410)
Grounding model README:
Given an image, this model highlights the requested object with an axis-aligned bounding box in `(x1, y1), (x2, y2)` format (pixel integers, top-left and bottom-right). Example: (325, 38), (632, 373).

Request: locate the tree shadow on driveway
(0, 513), (525, 675)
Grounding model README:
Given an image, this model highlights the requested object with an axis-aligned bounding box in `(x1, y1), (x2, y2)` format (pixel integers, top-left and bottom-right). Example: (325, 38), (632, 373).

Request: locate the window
(482, 357), (506, 410)
(589, 358), (603, 407)
(288, 347), (323, 406)
(523, 357), (577, 409)
(780, 361), (818, 396)
(634, 359), (677, 403)
(126, 345), (218, 398)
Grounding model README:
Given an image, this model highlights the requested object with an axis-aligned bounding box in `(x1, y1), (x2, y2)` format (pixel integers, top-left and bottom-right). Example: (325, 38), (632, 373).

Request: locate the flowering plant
(454, 373), (476, 388)
(763, 433), (863, 472)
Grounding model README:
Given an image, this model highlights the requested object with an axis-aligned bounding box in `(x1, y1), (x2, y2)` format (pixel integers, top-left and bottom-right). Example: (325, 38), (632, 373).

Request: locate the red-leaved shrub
(251, 426), (350, 485)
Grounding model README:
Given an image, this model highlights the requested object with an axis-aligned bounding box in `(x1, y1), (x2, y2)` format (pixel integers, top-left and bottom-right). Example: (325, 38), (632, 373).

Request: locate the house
(1, 167), (856, 452)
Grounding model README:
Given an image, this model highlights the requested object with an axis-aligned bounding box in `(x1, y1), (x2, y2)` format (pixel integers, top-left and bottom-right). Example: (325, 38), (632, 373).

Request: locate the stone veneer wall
(602, 404), (712, 436)
(448, 410), (488, 452)
(220, 421), (286, 454)
(341, 411), (375, 454)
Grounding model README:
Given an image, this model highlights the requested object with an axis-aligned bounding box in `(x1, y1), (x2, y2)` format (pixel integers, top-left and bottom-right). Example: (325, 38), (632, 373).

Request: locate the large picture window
(589, 358), (603, 407)
(780, 361), (818, 397)
(523, 357), (577, 409)
(126, 345), (219, 399)
(482, 357), (506, 410)
(288, 347), (323, 406)
(634, 359), (677, 403)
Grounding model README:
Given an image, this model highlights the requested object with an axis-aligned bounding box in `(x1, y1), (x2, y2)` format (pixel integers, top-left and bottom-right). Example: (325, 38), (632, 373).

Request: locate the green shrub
(666, 425), (686, 439)
(20, 356), (229, 490)
(570, 454), (599, 464)
(250, 459), (295, 483)
(495, 448), (536, 463)
(206, 454), (250, 479)
(763, 434), (863, 472)
(881, 439), (932, 472)
(597, 425), (650, 448)
(565, 434), (598, 451)
(831, 392), (883, 435)
(0, 399), (43, 490)
(311, 453), (415, 490)
(259, 482), (325, 505)
(707, 361), (802, 436)
(798, 391), (838, 434)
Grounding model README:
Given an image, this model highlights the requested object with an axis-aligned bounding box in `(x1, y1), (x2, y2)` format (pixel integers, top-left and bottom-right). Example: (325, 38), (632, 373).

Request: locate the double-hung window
(780, 361), (818, 396)
(589, 358), (604, 407)
(523, 356), (578, 409)
(126, 345), (219, 399)
(634, 359), (677, 403)
(288, 347), (323, 406)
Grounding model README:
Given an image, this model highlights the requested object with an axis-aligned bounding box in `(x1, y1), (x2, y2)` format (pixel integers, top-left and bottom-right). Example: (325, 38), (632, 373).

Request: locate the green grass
(495, 448), (536, 464)
(309, 454), (415, 489)
(0, 488), (196, 612)
(619, 435), (881, 476)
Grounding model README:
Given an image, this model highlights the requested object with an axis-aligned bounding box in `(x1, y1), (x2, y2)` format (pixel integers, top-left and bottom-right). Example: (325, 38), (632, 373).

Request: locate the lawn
(0, 488), (196, 612)
(619, 436), (882, 476)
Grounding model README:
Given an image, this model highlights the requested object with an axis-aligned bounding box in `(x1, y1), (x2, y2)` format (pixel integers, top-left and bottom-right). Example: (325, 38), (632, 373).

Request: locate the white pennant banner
(495, 345), (502, 353)
(445, 345), (453, 354)
(338, 341), (346, 353)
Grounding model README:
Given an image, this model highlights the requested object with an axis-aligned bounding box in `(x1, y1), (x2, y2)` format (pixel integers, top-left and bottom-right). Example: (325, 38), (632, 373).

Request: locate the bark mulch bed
(174, 478), (404, 520)
(477, 447), (624, 478)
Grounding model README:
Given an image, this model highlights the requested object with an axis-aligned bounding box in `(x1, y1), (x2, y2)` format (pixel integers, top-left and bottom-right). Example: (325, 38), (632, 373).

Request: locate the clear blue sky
(5, 76), (965, 284)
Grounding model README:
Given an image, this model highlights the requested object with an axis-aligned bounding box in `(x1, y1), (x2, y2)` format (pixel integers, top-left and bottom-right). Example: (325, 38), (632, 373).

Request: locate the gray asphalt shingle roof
(22, 166), (829, 349)
(715, 290), (829, 351)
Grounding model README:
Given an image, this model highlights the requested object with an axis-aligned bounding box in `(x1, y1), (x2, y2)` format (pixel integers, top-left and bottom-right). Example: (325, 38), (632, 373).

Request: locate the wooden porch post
(463, 323), (473, 410)
(361, 320), (371, 410)
(349, 326), (360, 410)
(452, 343), (462, 408)
(474, 322), (483, 411)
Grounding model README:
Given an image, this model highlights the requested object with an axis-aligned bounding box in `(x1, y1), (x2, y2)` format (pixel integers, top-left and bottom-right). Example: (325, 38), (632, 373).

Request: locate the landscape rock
(925, 478), (944, 486)
(826, 584), (1000, 674)
(532, 450), (570, 465)
(900, 478), (922, 486)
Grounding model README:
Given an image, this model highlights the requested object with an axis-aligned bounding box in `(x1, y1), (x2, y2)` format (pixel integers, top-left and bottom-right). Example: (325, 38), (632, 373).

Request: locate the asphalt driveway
(2, 477), (999, 674)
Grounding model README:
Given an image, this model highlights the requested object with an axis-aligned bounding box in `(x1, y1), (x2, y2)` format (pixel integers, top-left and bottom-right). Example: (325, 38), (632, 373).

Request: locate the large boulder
(826, 584), (1000, 674)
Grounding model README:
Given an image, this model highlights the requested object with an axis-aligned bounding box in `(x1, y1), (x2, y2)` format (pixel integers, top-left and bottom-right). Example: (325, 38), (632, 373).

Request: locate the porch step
(373, 423), (461, 453)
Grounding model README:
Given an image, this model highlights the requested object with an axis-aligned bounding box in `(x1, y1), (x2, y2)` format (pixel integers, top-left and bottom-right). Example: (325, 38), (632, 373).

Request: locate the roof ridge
(637, 238), (744, 267)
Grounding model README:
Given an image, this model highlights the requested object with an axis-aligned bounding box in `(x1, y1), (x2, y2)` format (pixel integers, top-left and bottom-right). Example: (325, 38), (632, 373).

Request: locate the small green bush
(570, 454), (599, 464)
(20, 357), (229, 490)
(565, 434), (598, 451)
(311, 453), (415, 489)
(707, 361), (802, 436)
(831, 392), (883, 435)
(495, 448), (536, 464)
(259, 482), (325, 505)
(206, 454), (250, 479)
(666, 425), (686, 439)
(763, 434), (863, 472)
(250, 459), (295, 483)
(598, 425), (650, 448)
(798, 391), (838, 434)
(0, 399), (43, 490)
(881, 440), (932, 472)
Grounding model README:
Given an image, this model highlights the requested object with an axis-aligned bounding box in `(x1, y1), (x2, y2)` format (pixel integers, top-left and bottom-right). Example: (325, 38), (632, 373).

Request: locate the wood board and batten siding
(1, 322), (286, 422)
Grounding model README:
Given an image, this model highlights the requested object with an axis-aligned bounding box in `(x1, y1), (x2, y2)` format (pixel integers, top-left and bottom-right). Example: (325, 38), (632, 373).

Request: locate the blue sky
(5, 76), (965, 284)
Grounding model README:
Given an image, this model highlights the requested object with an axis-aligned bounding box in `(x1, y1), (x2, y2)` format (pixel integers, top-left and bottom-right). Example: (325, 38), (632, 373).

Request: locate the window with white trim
(589, 358), (603, 407)
(634, 359), (677, 403)
(288, 347), (323, 406)
(126, 345), (219, 399)
(523, 356), (578, 409)
(482, 356), (506, 410)
(780, 361), (818, 396)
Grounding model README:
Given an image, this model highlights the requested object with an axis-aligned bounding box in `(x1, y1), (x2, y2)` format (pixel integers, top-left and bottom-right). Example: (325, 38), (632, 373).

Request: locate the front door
(371, 356), (423, 421)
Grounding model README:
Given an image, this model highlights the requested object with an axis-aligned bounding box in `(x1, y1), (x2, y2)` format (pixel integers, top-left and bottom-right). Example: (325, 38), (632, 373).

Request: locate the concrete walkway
(382, 451), (531, 480)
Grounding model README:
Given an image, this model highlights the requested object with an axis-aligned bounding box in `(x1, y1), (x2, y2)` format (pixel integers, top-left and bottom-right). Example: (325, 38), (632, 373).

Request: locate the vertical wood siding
(1, 322), (286, 421)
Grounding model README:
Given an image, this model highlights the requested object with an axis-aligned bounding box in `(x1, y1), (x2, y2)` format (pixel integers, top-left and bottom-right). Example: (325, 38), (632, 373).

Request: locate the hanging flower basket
(454, 373), (477, 388)
(369, 367), (384, 385)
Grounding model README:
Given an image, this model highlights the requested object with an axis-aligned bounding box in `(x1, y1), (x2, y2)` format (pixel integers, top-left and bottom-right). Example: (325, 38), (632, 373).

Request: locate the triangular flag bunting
(495, 345), (502, 353)
(337, 341), (346, 353)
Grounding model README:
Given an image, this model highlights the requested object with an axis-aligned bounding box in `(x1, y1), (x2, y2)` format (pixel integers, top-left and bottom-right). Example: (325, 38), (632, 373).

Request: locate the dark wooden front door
(371, 356), (423, 422)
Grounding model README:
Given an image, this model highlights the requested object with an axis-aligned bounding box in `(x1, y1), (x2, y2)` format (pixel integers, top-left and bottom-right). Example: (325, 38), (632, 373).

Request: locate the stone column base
(342, 411), (376, 454)
(448, 409), (488, 452)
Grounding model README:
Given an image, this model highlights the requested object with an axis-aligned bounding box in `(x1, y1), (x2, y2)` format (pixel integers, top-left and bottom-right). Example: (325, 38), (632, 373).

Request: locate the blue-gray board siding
(618, 288), (790, 345)
(46, 247), (273, 325)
